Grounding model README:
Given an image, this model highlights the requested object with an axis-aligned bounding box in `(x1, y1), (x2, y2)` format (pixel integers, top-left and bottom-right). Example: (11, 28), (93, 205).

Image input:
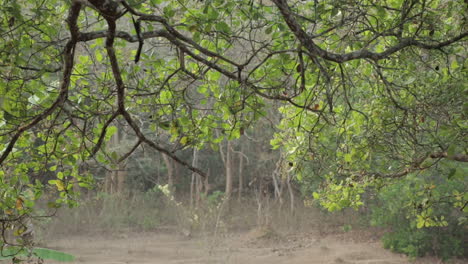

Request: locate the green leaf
(33, 248), (75, 262)
(403, 77), (415, 85)
(197, 86), (207, 95)
(451, 59), (459, 70)
(110, 151), (118, 161)
(163, 6), (175, 18)
(344, 153), (352, 162)
(376, 6), (386, 18)
(416, 218), (425, 228)
(447, 144), (456, 156)
(158, 121), (171, 130)
(312, 192), (320, 199)
(215, 22), (231, 34)
(0, 247), (75, 262)
(106, 126), (118, 139)
(207, 8), (219, 20)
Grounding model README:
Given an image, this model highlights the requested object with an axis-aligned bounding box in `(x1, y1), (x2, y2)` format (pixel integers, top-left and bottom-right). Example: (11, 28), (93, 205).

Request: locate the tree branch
(118, 139), (142, 163)
(0, 2), (82, 165)
(272, 0), (467, 63)
(100, 12), (207, 178)
(430, 152), (468, 163)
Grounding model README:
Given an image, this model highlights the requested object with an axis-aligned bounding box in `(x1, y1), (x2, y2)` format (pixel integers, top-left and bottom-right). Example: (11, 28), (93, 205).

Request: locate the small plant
(341, 224), (352, 232)
(0, 246), (75, 262)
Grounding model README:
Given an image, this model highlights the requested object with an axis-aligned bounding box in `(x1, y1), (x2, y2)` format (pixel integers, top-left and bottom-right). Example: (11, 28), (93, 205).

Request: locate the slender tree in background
(0, 0), (466, 252)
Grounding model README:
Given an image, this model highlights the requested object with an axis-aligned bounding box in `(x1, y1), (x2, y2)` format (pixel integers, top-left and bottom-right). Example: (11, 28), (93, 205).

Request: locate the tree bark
(104, 125), (127, 194)
(286, 171), (295, 214)
(116, 163), (127, 193)
(115, 129), (126, 194)
(190, 148), (199, 208)
(237, 143), (244, 201)
(162, 154), (175, 192)
(225, 140), (233, 200)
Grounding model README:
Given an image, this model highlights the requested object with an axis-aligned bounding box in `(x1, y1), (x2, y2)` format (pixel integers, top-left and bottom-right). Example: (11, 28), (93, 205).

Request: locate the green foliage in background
(0, 0), (466, 260)
(368, 166), (467, 260)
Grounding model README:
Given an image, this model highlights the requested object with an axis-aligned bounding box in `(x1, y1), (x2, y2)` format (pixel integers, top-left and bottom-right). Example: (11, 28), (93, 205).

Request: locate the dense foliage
(0, 0), (466, 260)
(369, 169), (467, 259)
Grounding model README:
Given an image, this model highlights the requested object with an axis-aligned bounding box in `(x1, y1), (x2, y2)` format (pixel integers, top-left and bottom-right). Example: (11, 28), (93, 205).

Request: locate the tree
(0, 0), (466, 252)
(269, 0), (467, 227)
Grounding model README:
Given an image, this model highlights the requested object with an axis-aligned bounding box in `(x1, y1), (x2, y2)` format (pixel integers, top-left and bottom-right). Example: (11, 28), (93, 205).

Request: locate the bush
(381, 226), (466, 260)
(369, 170), (467, 261)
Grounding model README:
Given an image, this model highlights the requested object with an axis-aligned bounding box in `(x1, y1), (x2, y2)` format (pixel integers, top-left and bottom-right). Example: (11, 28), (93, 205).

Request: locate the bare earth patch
(37, 228), (466, 264)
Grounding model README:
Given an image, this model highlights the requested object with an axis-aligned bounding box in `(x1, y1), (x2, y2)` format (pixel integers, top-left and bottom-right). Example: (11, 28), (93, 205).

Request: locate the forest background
(0, 0), (466, 261)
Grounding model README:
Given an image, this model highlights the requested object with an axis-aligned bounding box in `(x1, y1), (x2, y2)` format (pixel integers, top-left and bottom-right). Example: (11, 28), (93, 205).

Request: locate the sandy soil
(35, 228), (466, 264)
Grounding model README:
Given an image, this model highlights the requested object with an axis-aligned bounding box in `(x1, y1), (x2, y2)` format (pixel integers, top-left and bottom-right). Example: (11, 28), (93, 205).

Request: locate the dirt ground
(38, 228), (466, 264)
(1, 201), (465, 264)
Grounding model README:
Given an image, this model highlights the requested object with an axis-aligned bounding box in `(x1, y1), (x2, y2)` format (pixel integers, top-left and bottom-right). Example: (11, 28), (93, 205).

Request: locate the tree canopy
(0, 0), (467, 249)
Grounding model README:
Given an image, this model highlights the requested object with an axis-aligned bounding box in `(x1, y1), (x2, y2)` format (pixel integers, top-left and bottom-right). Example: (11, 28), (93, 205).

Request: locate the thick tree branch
(430, 152), (468, 163)
(118, 139), (142, 163)
(121, 110), (207, 178)
(119, 0), (241, 67)
(89, 111), (120, 157)
(368, 153), (430, 179)
(368, 150), (467, 180)
(0, 2), (82, 165)
(79, 30), (166, 42)
(100, 13), (207, 178)
(272, 0), (467, 63)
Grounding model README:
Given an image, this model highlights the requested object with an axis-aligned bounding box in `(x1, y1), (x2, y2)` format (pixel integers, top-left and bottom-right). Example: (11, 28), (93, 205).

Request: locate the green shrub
(381, 226), (465, 260)
(369, 169), (467, 261)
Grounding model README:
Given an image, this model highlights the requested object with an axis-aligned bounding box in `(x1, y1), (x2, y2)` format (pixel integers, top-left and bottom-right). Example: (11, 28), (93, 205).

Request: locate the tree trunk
(196, 172), (202, 208)
(272, 158), (284, 205)
(190, 172), (195, 208)
(204, 168), (210, 194)
(225, 140), (233, 200)
(287, 171), (295, 214)
(116, 163), (127, 194)
(115, 127), (127, 194)
(162, 154), (175, 192)
(190, 148), (199, 208)
(104, 127), (127, 194)
(104, 172), (111, 193)
(173, 159), (181, 191)
(237, 143), (244, 201)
